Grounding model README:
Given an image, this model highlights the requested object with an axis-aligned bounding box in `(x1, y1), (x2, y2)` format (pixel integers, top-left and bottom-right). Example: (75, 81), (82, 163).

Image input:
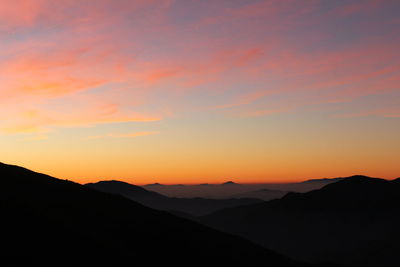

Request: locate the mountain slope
(300, 177), (345, 184)
(86, 180), (262, 216)
(0, 162), (307, 267)
(201, 175), (400, 266)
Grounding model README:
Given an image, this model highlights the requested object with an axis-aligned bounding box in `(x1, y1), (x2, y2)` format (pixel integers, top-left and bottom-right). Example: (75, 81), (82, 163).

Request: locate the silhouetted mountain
(145, 182), (164, 186)
(222, 181), (239, 185)
(86, 180), (262, 216)
(0, 162), (309, 267)
(301, 177), (345, 183)
(87, 180), (165, 198)
(201, 175), (400, 267)
(230, 188), (287, 201)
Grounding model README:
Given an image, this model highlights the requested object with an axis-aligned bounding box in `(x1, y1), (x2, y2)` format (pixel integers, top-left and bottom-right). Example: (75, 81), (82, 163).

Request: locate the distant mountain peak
(146, 183), (164, 186)
(95, 180), (130, 185)
(222, 181), (238, 185)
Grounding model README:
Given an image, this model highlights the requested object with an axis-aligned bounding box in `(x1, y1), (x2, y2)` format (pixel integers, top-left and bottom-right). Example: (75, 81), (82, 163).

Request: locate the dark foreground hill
(201, 175), (400, 267)
(0, 162), (310, 267)
(86, 180), (262, 216)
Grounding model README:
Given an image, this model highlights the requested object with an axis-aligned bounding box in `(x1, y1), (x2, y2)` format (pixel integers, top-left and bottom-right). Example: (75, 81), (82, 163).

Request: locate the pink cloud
(0, 102), (162, 134)
(0, 0), (399, 136)
(0, 0), (161, 30)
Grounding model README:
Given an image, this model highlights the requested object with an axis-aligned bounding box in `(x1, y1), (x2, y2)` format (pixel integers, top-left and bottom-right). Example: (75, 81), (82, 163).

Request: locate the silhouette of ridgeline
(0, 162), (310, 267)
(86, 180), (262, 216)
(142, 178), (343, 199)
(201, 175), (400, 267)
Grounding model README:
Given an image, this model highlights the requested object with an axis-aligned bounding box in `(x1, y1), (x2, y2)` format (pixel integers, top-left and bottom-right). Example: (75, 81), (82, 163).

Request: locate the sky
(0, 0), (399, 184)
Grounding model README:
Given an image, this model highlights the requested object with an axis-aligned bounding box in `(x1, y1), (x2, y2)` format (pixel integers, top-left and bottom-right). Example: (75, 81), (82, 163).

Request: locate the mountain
(201, 175), (400, 267)
(87, 180), (165, 198)
(145, 182), (164, 186)
(230, 188), (287, 201)
(222, 181), (239, 185)
(0, 162), (309, 267)
(300, 177), (346, 183)
(86, 180), (262, 216)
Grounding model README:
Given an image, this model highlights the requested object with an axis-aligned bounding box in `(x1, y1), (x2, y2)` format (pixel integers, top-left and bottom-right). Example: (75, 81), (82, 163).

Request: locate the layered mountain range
(0, 162), (310, 267)
(201, 175), (400, 266)
(86, 180), (262, 216)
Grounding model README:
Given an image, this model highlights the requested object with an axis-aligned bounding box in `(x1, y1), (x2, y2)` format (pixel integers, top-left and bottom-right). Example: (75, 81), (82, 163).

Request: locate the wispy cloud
(0, 0), (399, 138)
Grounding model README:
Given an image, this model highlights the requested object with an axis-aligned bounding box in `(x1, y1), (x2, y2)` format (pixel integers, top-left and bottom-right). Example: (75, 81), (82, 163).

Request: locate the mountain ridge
(86, 180), (262, 216)
(0, 162), (309, 267)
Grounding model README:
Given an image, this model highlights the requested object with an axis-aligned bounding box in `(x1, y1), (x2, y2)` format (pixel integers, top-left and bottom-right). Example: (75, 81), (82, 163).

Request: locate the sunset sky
(1, 0), (399, 184)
